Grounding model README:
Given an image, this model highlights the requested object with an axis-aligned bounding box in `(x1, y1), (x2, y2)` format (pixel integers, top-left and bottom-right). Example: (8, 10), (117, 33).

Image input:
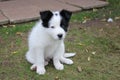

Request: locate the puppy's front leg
(34, 48), (46, 75)
(53, 44), (64, 70)
(53, 57), (64, 70)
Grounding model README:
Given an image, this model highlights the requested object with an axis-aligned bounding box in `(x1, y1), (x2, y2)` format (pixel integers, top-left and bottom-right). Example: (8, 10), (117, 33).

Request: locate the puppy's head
(40, 9), (72, 40)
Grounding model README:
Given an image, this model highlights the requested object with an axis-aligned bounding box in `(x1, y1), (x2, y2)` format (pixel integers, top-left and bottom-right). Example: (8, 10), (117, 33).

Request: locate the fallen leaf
(9, 25), (16, 27)
(85, 49), (89, 52)
(91, 40), (94, 43)
(77, 66), (82, 72)
(92, 51), (96, 55)
(55, 76), (60, 80)
(93, 8), (98, 12)
(78, 43), (84, 46)
(84, 28), (87, 31)
(6, 32), (9, 34)
(82, 20), (87, 23)
(101, 18), (106, 22)
(99, 28), (103, 32)
(66, 48), (70, 52)
(16, 32), (23, 36)
(73, 20), (78, 22)
(88, 56), (90, 61)
(105, 24), (109, 26)
(116, 26), (120, 29)
(11, 51), (18, 54)
(3, 26), (7, 28)
(109, 11), (112, 15)
(115, 16), (120, 20)
(84, 16), (87, 19)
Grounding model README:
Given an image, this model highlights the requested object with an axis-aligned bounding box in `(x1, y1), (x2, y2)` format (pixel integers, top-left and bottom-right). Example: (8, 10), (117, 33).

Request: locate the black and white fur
(26, 9), (76, 75)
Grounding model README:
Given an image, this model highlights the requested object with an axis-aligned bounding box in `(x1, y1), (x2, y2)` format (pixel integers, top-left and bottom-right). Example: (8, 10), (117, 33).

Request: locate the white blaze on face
(49, 11), (61, 27)
(47, 11), (66, 40)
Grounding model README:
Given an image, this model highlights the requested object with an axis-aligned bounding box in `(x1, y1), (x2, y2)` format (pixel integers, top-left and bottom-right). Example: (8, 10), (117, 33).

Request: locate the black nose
(57, 34), (63, 39)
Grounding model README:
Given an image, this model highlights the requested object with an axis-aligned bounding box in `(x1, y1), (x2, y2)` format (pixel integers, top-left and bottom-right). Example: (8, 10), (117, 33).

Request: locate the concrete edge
(66, 1), (109, 10)
(0, 10), (9, 25)
(9, 16), (40, 24)
(82, 2), (109, 9)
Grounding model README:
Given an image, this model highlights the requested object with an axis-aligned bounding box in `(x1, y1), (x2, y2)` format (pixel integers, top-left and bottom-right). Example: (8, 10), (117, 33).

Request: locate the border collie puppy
(26, 9), (76, 75)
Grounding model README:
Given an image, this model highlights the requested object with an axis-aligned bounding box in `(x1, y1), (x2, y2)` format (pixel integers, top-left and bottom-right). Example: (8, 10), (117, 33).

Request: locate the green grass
(0, 22), (120, 80)
(71, 0), (120, 22)
(0, 0), (120, 80)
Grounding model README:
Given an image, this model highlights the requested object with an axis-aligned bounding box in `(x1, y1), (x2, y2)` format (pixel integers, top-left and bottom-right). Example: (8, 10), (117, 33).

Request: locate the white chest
(44, 41), (61, 59)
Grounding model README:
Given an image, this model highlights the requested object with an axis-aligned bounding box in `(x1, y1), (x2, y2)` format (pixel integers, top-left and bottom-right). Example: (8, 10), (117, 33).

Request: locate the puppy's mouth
(58, 37), (64, 40)
(58, 38), (62, 40)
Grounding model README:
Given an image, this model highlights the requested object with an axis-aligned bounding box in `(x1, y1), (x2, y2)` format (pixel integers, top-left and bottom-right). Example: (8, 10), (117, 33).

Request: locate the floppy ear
(40, 10), (53, 28)
(60, 9), (72, 21)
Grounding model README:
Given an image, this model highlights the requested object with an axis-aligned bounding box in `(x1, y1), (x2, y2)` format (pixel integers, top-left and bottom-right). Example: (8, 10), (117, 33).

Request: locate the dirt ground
(70, 19), (120, 28)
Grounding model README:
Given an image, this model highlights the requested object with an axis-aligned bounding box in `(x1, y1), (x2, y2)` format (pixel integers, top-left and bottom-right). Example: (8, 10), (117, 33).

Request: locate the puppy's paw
(30, 64), (37, 71)
(30, 64), (46, 75)
(36, 66), (46, 75)
(55, 63), (64, 70)
(64, 59), (73, 65)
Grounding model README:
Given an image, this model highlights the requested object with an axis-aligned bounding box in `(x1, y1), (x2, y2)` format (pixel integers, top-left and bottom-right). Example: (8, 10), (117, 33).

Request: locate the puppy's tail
(64, 53), (76, 58)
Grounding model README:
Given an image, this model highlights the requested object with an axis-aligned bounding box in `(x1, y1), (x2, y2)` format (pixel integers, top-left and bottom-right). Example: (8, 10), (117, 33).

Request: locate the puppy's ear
(60, 10), (72, 32)
(60, 9), (72, 21)
(40, 10), (53, 28)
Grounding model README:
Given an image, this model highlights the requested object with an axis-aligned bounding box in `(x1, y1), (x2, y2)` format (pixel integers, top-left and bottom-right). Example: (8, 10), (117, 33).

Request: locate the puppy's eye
(51, 26), (55, 29)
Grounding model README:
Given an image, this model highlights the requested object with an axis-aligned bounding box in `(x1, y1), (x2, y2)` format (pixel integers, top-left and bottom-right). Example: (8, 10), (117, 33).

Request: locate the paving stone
(0, 5), (41, 23)
(0, 0), (108, 24)
(0, 11), (8, 25)
(0, 0), (28, 9)
(29, 0), (81, 12)
(0, 0), (81, 23)
(0, 0), (40, 23)
(57, 0), (109, 9)
(0, 0), (81, 12)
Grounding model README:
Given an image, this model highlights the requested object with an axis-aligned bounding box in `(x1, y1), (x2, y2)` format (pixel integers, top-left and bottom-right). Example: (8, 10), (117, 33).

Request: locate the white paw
(36, 66), (46, 75)
(30, 64), (37, 71)
(64, 59), (73, 65)
(30, 64), (46, 75)
(55, 63), (64, 70)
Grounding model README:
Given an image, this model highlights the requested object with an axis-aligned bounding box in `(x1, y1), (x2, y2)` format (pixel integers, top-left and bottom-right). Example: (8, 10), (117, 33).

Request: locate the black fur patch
(40, 10), (53, 28)
(60, 9), (72, 32)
